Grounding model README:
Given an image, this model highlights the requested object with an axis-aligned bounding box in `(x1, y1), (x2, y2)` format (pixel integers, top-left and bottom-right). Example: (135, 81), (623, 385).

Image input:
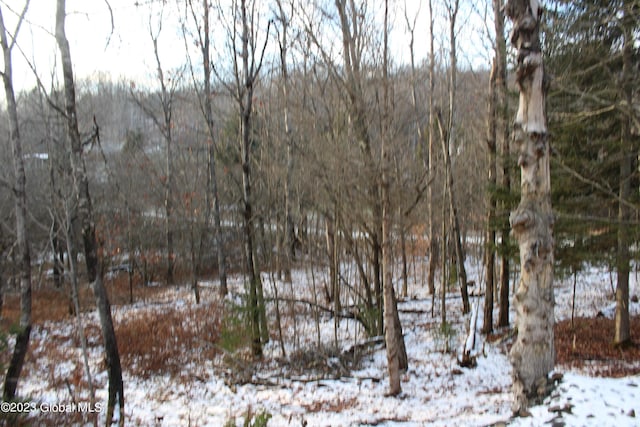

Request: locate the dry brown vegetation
(115, 300), (223, 378)
(555, 315), (640, 377)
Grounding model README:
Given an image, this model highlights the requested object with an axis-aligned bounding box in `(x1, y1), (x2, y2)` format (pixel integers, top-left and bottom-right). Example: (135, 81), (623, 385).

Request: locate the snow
(13, 260), (640, 426)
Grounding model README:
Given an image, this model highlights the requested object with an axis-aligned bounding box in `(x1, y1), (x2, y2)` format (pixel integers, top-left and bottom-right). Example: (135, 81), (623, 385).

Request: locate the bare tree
(505, 0), (554, 414)
(381, 0), (403, 396)
(442, 0), (470, 315)
(218, 0), (271, 356)
(56, 0), (124, 423)
(483, 0), (508, 334)
(274, 0), (296, 283)
(132, 7), (181, 287)
(496, 0), (511, 330)
(483, 58), (497, 335)
(184, 0), (228, 296)
(0, 0), (32, 401)
(427, 0), (438, 308)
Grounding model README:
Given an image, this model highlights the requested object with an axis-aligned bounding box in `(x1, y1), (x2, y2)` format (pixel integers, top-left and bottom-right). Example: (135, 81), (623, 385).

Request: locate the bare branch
(102, 0), (115, 49)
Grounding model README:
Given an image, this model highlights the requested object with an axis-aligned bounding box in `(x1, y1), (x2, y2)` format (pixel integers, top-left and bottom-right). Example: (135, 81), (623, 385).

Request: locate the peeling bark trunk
(0, 4), (32, 401)
(505, 0), (554, 414)
(56, 1), (124, 423)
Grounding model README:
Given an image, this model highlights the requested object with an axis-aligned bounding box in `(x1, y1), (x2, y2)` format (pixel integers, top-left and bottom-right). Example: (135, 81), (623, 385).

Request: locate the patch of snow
(12, 262), (640, 426)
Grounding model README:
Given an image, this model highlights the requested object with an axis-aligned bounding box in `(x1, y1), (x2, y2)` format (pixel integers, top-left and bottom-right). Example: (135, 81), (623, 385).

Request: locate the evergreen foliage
(545, 0), (640, 275)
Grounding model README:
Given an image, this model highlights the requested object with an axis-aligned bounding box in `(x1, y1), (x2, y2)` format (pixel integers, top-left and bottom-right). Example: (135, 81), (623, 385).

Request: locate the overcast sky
(1, 0), (491, 98)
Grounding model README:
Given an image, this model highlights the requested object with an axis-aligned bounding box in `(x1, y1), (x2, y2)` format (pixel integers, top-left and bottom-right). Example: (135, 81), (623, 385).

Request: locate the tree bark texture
(56, 1), (124, 423)
(505, 0), (555, 414)
(0, 3), (32, 401)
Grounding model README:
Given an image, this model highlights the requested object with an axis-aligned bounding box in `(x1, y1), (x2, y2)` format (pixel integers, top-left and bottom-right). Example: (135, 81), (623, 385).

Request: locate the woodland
(0, 0), (638, 425)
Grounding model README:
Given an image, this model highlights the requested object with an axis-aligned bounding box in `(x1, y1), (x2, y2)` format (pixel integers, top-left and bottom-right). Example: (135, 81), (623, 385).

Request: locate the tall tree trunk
(505, 0), (554, 414)
(381, 0), (406, 395)
(149, 33), (175, 287)
(614, 6), (634, 346)
(0, 3), (32, 401)
(56, 1), (124, 423)
(165, 133), (174, 287)
(496, 0), (511, 329)
(55, 13), (98, 283)
(427, 0), (438, 298)
(483, 60), (497, 334)
(443, 0), (470, 315)
(436, 110), (470, 315)
(236, 0), (268, 356)
(334, 0), (384, 336)
(276, 0), (296, 283)
(198, 0), (228, 296)
(441, 178), (448, 327)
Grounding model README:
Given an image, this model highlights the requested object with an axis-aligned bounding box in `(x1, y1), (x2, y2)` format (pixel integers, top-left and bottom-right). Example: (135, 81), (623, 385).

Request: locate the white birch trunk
(505, 0), (555, 414)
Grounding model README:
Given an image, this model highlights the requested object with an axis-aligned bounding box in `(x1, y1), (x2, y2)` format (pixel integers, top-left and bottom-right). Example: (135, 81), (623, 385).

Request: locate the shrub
(115, 301), (222, 378)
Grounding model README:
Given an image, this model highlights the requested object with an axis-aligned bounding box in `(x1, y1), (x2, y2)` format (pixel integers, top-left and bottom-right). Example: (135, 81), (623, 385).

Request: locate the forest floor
(1, 260), (640, 426)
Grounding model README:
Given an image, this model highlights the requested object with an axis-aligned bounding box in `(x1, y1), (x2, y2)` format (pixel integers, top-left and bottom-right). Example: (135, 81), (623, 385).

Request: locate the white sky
(2, 0), (184, 93)
(0, 0), (492, 98)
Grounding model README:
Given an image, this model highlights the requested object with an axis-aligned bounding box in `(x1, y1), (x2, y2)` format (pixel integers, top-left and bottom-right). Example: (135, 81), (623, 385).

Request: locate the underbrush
(116, 300), (223, 378)
(555, 315), (640, 377)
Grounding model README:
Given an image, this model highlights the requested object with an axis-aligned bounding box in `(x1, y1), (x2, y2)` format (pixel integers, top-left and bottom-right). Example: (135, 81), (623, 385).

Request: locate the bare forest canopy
(0, 0), (637, 313)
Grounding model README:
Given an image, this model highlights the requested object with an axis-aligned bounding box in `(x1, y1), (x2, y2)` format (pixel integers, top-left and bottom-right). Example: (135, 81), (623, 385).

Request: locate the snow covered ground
(14, 261), (640, 426)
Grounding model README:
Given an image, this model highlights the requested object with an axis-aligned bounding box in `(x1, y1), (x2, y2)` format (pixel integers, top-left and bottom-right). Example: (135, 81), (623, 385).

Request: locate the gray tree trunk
(427, 0), (438, 299)
(483, 60), (497, 335)
(234, 0), (269, 356)
(193, 0), (228, 296)
(381, 0), (405, 395)
(505, 0), (555, 414)
(444, 0), (470, 315)
(56, 1), (124, 423)
(276, 0), (296, 283)
(0, 3), (32, 401)
(149, 33), (175, 287)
